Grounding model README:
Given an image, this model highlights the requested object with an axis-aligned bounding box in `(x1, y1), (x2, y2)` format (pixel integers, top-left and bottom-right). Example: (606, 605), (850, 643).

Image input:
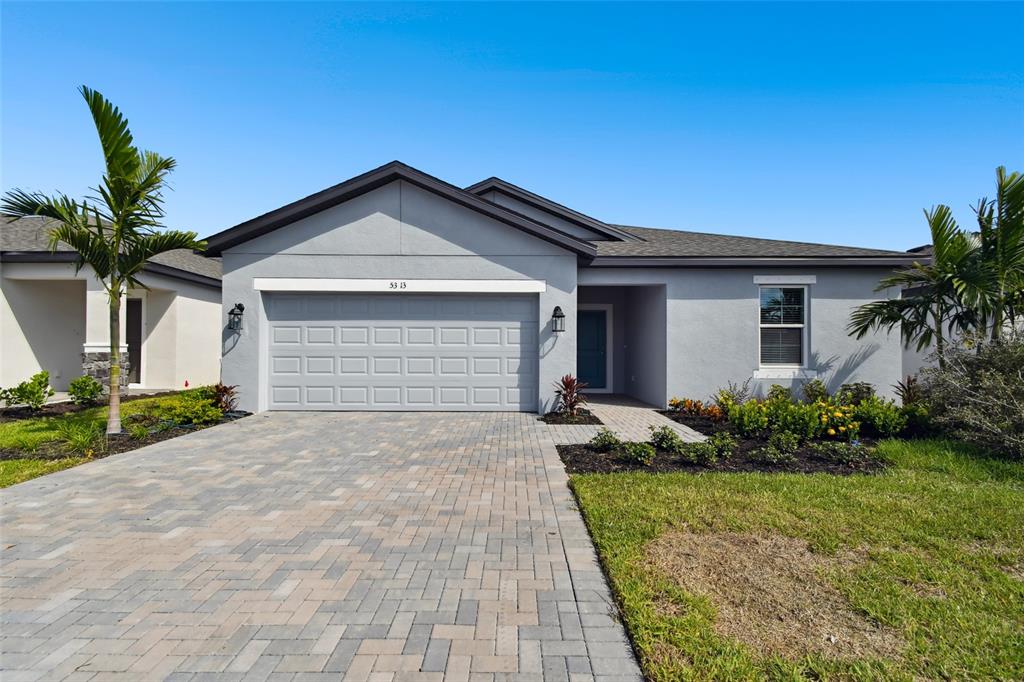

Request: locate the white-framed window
(758, 286), (806, 366)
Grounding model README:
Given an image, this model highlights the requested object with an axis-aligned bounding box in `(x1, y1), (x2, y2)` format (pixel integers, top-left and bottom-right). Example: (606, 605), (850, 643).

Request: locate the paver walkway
(1, 412), (642, 682)
(543, 394), (704, 445)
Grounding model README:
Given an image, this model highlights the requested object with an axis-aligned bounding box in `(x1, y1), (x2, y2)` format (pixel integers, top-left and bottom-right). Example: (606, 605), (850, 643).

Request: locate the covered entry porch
(576, 285), (667, 407)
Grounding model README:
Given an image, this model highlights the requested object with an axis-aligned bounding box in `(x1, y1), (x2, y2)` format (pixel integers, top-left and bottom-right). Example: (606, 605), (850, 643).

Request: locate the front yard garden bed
(557, 435), (882, 475)
(0, 390), (176, 424)
(539, 408), (603, 425)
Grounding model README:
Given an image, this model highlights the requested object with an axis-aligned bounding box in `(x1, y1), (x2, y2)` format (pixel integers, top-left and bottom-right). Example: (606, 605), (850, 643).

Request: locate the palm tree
(972, 167), (1024, 339)
(848, 205), (982, 369)
(1, 86), (205, 434)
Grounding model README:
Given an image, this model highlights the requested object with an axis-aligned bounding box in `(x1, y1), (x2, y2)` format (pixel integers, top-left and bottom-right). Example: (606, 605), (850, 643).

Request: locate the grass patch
(0, 457), (88, 488)
(570, 439), (1024, 680)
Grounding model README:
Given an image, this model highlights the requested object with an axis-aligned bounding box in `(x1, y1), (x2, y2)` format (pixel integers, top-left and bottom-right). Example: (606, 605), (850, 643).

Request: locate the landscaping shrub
(707, 431), (738, 459)
(620, 441), (656, 466)
(767, 398), (823, 440)
(553, 375), (588, 417)
(667, 397), (724, 421)
(0, 371), (55, 411)
(836, 382), (875, 405)
(590, 428), (622, 453)
(162, 395), (223, 426)
(766, 384), (793, 401)
(68, 375), (104, 406)
(196, 383), (239, 412)
(853, 395), (908, 437)
(920, 332), (1024, 458)
(768, 430), (800, 453)
(894, 375), (924, 406)
(727, 400), (770, 437)
(801, 378), (829, 403)
(56, 420), (102, 455)
(683, 440), (719, 465)
(817, 401), (860, 441)
(713, 378), (752, 410)
(127, 422), (151, 440)
(649, 425), (687, 454)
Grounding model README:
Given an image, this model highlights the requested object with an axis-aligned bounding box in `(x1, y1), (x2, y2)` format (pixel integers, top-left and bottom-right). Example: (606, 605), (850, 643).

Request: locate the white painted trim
(578, 304), (614, 393)
(754, 275), (817, 284)
(753, 368), (818, 380)
(253, 278), (547, 293)
(757, 284), (810, 370)
(83, 343), (129, 353)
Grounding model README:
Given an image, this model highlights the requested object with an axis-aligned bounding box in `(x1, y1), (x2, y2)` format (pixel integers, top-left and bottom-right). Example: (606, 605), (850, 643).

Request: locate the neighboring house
(204, 161), (922, 414)
(1, 216), (222, 392)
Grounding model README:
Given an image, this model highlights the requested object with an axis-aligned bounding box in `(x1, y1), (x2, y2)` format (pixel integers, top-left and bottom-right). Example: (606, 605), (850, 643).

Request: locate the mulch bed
(539, 408), (603, 425)
(0, 391), (179, 424)
(558, 411), (884, 475)
(0, 411), (250, 462)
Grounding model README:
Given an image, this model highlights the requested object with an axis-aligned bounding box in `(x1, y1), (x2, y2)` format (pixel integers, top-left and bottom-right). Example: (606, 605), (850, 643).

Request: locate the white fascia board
(753, 275), (817, 284)
(252, 278), (547, 293)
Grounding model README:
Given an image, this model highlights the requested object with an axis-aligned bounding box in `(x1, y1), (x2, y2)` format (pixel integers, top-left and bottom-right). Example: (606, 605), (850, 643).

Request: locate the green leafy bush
(620, 441), (656, 466)
(707, 431), (738, 460)
(127, 423), (151, 440)
(768, 430), (800, 454)
(0, 371), (55, 411)
(853, 395), (908, 437)
(801, 378), (829, 403)
(163, 396), (223, 426)
(727, 400), (770, 436)
(68, 375), (103, 406)
(56, 420), (102, 454)
(590, 428), (622, 453)
(649, 425), (686, 454)
(921, 332), (1024, 458)
(836, 382), (876, 405)
(683, 440), (719, 465)
(766, 384), (793, 401)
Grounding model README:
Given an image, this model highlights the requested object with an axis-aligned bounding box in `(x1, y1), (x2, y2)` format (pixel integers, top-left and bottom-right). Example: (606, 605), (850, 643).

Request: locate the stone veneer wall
(81, 352), (130, 394)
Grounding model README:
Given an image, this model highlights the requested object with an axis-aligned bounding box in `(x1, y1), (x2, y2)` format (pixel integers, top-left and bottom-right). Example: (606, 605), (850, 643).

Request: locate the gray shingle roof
(594, 224), (912, 258)
(1, 216), (221, 281)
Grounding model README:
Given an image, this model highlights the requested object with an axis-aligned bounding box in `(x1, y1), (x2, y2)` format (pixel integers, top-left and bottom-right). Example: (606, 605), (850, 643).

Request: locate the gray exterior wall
(579, 267), (903, 403)
(220, 180), (577, 413)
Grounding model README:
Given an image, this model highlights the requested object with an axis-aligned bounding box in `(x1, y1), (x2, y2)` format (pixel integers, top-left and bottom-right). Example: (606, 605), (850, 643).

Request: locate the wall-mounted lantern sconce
(551, 306), (566, 333)
(228, 303), (245, 331)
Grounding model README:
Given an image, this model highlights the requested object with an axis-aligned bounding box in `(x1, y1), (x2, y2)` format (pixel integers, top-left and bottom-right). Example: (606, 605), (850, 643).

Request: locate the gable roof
(464, 177), (640, 242)
(1, 216), (222, 287)
(203, 161), (597, 258)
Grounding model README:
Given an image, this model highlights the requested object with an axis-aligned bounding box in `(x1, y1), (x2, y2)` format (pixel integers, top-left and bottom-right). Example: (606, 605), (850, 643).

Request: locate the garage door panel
(266, 293), (538, 410)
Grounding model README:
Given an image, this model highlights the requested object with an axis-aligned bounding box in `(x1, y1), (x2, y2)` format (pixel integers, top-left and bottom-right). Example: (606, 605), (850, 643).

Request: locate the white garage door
(266, 293), (539, 411)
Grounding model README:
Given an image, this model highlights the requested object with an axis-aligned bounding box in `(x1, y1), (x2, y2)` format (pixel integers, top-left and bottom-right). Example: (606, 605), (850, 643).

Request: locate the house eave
(585, 256), (928, 268)
(0, 251), (222, 289)
(204, 161), (597, 258)
(465, 177), (642, 243)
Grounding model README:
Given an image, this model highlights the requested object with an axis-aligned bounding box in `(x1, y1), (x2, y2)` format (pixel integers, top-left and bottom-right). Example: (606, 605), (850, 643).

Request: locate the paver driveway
(1, 413), (641, 682)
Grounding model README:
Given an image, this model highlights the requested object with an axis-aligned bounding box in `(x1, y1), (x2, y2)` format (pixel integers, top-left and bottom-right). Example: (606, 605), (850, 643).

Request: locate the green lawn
(0, 457), (88, 488)
(0, 391), (202, 488)
(571, 440), (1024, 681)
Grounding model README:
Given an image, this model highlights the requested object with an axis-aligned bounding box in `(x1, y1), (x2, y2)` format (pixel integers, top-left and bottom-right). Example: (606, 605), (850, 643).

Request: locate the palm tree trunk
(933, 306), (947, 370)
(107, 294), (122, 435)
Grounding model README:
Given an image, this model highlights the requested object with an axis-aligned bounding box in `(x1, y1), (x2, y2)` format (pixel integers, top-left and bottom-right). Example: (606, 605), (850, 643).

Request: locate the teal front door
(577, 310), (607, 390)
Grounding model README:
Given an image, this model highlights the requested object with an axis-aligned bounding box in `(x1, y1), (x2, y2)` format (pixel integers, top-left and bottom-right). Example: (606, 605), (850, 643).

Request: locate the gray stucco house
(204, 161), (921, 414)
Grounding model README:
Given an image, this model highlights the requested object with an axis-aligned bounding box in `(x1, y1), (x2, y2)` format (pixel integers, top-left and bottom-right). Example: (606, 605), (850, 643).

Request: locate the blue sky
(2, 2), (1022, 250)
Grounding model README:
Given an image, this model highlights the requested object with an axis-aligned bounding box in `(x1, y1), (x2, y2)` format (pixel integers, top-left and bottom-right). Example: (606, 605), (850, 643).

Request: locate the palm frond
(79, 85), (139, 181)
(117, 230), (206, 280)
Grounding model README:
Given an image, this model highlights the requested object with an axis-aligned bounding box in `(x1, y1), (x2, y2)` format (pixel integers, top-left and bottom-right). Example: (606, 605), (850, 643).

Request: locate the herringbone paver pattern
(1, 412), (641, 681)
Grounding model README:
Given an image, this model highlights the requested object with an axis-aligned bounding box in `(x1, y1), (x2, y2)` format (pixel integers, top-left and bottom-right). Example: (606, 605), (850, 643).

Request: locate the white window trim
(578, 304), (614, 393)
(753, 275), (817, 284)
(252, 278), (546, 293)
(757, 284), (809, 370)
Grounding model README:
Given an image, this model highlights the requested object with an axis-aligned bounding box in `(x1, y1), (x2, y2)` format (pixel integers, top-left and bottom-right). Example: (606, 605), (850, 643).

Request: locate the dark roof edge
(586, 255), (929, 268)
(204, 161), (597, 258)
(0, 252), (222, 289)
(465, 178), (642, 242)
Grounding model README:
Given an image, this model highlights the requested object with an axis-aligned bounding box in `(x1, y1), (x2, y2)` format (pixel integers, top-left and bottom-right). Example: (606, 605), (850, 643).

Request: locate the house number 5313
(388, 281), (407, 290)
